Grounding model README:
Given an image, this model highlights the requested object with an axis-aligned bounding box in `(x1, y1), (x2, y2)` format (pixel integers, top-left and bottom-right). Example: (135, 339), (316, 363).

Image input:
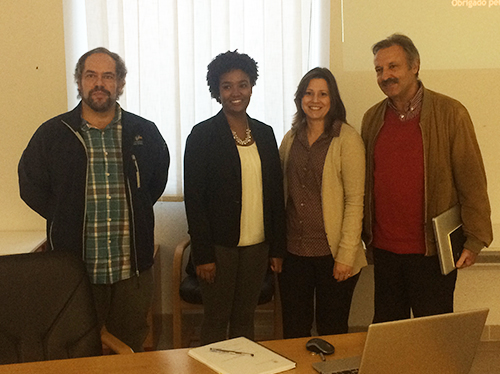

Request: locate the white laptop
(313, 309), (488, 374)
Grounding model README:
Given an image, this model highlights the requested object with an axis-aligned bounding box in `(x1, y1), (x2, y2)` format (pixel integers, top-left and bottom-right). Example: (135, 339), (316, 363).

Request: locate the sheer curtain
(63, 0), (330, 198)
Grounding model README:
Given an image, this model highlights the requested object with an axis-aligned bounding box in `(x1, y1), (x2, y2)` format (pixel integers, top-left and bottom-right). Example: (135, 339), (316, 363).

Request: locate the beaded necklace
(231, 123), (252, 145)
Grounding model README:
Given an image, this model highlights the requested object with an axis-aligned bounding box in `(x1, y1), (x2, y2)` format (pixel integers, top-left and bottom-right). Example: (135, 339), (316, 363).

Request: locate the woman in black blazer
(184, 51), (286, 345)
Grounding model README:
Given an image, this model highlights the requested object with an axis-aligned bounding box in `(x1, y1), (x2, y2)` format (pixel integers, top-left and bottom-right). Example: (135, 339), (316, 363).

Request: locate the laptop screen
(313, 309), (488, 374)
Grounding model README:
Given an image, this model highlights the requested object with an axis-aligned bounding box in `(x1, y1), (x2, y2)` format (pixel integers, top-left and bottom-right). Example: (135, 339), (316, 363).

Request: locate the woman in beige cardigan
(279, 68), (367, 338)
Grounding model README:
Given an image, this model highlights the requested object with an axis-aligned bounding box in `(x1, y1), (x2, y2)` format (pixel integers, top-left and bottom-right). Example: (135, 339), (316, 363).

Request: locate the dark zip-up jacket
(18, 103), (169, 273)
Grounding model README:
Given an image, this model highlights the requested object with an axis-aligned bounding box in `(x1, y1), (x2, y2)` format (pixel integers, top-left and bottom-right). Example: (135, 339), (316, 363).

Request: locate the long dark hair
(291, 67), (346, 133)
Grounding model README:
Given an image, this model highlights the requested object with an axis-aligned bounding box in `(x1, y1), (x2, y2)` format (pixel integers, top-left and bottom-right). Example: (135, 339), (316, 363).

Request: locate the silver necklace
(231, 124), (252, 146)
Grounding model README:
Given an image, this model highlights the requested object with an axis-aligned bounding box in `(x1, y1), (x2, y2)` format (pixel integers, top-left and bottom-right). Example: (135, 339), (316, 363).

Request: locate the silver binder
(432, 204), (466, 275)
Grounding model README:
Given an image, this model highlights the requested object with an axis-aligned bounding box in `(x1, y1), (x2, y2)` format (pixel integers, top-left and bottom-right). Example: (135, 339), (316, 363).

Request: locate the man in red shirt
(361, 34), (493, 322)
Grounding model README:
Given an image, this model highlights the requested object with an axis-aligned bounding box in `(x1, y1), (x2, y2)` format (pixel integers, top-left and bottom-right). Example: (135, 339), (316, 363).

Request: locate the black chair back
(0, 251), (101, 364)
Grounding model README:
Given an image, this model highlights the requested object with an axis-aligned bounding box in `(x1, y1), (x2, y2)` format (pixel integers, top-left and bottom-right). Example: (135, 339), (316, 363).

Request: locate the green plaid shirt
(81, 107), (132, 284)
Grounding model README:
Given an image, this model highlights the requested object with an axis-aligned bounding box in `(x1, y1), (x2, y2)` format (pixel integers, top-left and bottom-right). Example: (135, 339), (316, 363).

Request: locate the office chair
(172, 238), (283, 348)
(0, 250), (131, 364)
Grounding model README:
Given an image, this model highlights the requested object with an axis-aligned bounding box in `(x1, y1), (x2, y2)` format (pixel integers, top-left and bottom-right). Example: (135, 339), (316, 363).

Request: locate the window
(63, 0), (330, 198)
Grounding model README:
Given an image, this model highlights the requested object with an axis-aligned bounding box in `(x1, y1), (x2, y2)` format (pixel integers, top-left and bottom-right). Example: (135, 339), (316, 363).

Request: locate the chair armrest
(172, 237), (191, 348)
(101, 327), (134, 354)
(33, 239), (47, 252)
(173, 237), (191, 296)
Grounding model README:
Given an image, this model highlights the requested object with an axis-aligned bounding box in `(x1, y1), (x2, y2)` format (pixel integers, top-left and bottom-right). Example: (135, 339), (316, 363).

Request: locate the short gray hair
(372, 34), (420, 70)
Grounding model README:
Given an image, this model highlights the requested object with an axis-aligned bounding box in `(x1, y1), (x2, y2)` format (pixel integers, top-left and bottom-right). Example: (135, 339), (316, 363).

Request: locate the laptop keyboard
(313, 356), (362, 374)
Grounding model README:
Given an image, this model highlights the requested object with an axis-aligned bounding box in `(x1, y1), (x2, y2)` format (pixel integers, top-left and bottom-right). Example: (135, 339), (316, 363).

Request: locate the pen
(210, 348), (254, 357)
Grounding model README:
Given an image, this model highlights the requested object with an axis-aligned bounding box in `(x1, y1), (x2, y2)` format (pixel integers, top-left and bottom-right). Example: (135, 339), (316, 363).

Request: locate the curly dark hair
(206, 50), (258, 103)
(74, 47), (127, 98)
(292, 67), (347, 134)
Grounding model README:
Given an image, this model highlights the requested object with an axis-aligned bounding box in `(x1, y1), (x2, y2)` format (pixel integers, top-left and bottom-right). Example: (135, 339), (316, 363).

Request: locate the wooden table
(0, 333), (367, 374)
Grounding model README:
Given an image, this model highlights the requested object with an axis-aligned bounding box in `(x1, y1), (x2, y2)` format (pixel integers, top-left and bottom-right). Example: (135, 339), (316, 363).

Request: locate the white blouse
(236, 142), (265, 246)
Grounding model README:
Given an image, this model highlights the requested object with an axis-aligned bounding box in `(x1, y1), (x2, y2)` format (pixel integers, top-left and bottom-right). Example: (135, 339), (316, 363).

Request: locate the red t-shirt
(372, 107), (426, 254)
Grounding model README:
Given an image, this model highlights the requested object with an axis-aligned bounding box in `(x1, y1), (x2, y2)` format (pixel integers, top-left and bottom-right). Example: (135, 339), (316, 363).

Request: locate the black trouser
(373, 247), (457, 323)
(279, 252), (360, 338)
(91, 267), (154, 352)
(199, 243), (269, 345)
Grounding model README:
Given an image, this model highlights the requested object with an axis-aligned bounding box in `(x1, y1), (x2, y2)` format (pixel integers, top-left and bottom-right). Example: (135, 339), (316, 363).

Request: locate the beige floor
(470, 341), (500, 374)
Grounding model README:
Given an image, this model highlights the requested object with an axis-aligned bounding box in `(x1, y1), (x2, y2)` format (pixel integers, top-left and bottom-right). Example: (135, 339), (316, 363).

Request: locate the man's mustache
(381, 78), (398, 86)
(90, 86), (111, 96)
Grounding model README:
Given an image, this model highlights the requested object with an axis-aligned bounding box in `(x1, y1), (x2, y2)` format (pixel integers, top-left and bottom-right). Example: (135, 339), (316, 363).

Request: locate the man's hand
(456, 249), (478, 269)
(196, 263), (216, 283)
(270, 258), (283, 273)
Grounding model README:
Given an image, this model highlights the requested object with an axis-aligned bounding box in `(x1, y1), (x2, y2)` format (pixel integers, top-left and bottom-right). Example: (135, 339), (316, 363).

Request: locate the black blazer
(184, 110), (286, 266)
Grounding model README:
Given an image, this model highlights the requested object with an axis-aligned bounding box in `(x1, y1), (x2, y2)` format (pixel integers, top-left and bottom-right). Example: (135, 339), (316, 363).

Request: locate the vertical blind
(63, 0), (330, 198)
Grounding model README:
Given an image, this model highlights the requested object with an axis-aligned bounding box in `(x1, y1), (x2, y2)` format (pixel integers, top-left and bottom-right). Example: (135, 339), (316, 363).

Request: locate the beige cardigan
(279, 124), (368, 275)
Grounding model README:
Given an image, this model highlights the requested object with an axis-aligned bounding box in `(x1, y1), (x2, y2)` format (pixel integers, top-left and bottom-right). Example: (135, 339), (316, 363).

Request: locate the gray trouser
(199, 242), (269, 345)
(91, 267), (154, 352)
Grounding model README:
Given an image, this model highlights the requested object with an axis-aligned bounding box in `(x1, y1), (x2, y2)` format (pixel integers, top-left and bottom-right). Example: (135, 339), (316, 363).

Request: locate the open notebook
(313, 309), (488, 374)
(189, 336), (296, 374)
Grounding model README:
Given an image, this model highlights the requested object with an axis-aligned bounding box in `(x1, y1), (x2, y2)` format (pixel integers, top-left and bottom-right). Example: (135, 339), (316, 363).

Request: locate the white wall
(154, 202), (189, 314)
(0, 0), (67, 231)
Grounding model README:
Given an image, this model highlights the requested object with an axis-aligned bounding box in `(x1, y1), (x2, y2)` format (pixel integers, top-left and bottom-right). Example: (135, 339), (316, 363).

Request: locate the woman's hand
(333, 262), (353, 282)
(269, 258), (283, 273)
(196, 263), (216, 283)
